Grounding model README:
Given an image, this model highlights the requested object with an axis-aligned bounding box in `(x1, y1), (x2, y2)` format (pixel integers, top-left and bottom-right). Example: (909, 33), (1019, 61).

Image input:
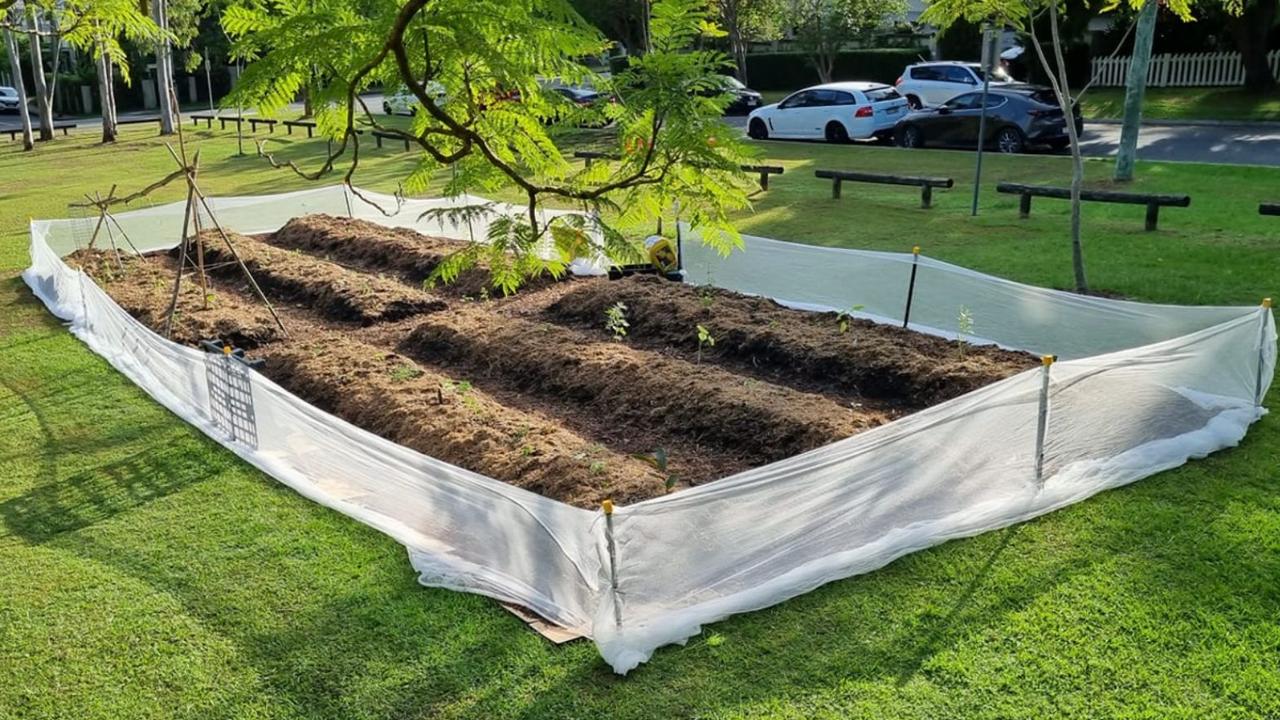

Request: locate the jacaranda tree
(221, 0), (755, 293)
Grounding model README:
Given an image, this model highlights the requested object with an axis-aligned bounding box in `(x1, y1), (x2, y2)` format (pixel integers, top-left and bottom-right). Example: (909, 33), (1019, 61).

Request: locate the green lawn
(1074, 87), (1280, 123)
(1, 127), (1278, 719)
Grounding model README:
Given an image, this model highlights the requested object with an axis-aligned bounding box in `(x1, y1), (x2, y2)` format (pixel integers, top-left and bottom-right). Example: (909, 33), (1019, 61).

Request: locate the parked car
(893, 85), (1083, 154)
(0, 86), (24, 113)
(717, 75), (764, 115)
(894, 61), (1014, 109)
(546, 83), (616, 126)
(382, 82), (446, 115)
(746, 82), (909, 143)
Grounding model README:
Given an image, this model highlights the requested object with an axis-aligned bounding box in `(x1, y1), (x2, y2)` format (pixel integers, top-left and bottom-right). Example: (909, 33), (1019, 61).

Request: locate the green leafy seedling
(696, 324), (715, 363)
(604, 301), (630, 341)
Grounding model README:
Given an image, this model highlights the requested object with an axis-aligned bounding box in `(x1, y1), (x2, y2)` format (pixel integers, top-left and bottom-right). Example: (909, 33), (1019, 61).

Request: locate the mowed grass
(1, 126), (1278, 720)
(1079, 86), (1280, 123)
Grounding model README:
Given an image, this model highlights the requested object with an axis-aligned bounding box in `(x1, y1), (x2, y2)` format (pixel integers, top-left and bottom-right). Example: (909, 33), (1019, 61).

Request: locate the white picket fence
(1092, 50), (1280, 87)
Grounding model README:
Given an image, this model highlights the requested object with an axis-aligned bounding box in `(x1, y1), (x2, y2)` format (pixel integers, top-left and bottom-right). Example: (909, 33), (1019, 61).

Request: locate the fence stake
(343, 184), (354, 219)
(602, 499), (622, 628)
(902, 246), (920, 329)
(1258, 298), (1273, 406)
(1034, 355), (1055, 486)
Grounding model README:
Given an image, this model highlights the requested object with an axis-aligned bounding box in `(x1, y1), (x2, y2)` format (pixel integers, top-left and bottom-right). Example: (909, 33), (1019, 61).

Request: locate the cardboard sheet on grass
(24, 185), (1276, 674)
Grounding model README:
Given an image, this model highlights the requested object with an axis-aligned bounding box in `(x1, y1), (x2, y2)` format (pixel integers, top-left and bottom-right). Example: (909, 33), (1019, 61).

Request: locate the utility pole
(1114, 0), (1157, 182)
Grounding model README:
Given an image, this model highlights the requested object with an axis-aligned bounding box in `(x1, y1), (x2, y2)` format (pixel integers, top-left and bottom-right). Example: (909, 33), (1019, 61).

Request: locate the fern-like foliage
(222, 0), (756, 293)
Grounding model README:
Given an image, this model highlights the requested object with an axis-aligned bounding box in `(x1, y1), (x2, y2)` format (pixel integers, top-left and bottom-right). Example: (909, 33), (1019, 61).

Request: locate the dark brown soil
(545, 274), (1039, 406)
(75, 215), (1038, 508)
(197, 228), (446, 324)
(264, 337), (667, 507)
(67, 250), (284, 348)
(262, 214), (559, 298)
(401, 305), (890, 467)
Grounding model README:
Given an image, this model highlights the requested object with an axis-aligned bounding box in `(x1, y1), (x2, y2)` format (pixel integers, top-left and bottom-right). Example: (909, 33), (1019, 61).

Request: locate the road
(719, 115), (1280, 167)
(8, 107), (1280, 167)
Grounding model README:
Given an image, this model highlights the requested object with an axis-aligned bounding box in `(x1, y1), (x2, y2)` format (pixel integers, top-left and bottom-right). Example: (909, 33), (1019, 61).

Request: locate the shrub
(744, 48), (925, 90)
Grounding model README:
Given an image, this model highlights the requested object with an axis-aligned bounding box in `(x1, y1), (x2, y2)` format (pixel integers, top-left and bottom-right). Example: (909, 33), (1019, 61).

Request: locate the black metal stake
(902, 245), (921, 329)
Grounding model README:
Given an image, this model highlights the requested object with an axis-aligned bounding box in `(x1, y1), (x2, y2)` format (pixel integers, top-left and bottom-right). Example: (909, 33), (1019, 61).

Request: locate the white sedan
(746, 82), (910, 143)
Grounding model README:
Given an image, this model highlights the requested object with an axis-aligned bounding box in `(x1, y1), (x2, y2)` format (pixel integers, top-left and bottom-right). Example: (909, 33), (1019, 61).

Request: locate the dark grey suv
(893, 85), (1084, 154)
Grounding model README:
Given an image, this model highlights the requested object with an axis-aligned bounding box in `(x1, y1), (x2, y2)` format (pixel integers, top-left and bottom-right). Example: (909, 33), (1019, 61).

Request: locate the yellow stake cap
(912, 245), (921, 255)
(1041, 355), (1055, 366)
(1264, 297), (1273, 309)
(602, 499), (614, 515)
(223, 344), (233, 355)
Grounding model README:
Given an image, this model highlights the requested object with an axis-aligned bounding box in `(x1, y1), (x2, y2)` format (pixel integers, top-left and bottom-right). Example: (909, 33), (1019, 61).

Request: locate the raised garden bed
(70, 216), (1038, 508)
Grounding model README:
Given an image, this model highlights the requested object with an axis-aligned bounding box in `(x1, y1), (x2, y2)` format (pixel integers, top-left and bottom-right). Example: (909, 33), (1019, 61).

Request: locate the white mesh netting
(24, 185), (1275, 673)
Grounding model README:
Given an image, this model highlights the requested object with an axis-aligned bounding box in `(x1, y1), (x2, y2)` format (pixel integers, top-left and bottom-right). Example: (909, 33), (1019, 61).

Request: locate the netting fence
(24, 186), (1275, 673)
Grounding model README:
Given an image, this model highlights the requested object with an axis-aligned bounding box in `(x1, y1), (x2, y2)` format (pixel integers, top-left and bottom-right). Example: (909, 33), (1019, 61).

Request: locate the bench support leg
(1145, 203), (1159, 231)
(307, 126), (314, 138)
(1019, 193), (1032, 219)
(921, 185), (933, 209)
(832, 178), (842, 200)
(759, 172), (768, 191)
(403, 139), (410, 152)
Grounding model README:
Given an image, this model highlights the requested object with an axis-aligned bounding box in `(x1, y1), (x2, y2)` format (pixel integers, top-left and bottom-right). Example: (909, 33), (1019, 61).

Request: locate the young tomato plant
(604, 301), (630, 341)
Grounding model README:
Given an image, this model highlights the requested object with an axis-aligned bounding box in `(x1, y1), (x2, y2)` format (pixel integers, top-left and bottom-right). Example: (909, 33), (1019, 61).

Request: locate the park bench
(814, 169), (954, 209)
(573, 151), (783, 191)
(4, 122), (75, 140)
(247, 118), (277, 133)
(997, 182), (1190, 231)
(372, 130), (412, 151)
(191, 114), (215, 128)
(116, 116), (162, 131)
(1260, 202), (1280, 217)
(283, 119), (316, 137)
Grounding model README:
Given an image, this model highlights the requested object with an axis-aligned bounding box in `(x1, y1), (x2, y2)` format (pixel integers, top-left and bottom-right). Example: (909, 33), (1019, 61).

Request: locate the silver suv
(895, 62), (1012, 109)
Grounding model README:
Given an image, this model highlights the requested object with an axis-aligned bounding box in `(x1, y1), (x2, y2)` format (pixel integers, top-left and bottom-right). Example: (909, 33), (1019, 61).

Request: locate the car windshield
(970, 64), (1013, 82)
(720, 76), (746, 90)
(0, 87), (17, 98)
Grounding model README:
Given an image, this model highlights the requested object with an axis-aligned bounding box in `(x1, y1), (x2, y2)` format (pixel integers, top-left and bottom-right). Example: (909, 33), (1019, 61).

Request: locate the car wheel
(824, 121), (850, 144)
(383, 102), (392, 115)
(906, 94), (923, 110)
(995, 127), (1025, 154)
(748, 118), (768, 140)
(897, 124), (924, 149)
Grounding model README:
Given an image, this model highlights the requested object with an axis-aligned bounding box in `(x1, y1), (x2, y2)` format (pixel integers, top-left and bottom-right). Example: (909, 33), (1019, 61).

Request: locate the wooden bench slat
(814, 169), (953, 208)
(996, 182), (1190, 207)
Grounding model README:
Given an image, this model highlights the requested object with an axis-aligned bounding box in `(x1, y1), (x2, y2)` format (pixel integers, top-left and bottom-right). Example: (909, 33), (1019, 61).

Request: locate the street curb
(1087, 117), (1280, 130)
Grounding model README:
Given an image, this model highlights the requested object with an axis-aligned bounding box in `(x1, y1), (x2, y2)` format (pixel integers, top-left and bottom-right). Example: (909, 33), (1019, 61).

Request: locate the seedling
(956, 305), (974, 358)
(696, 324), (716, 363)
(835, 304), (866, 334)
(589, 460), (607, 475)
(698, 285), (715, 311)
(604, 301), (630, 341)
(633, 447), (679, 491)
(389, 363), (422, 383)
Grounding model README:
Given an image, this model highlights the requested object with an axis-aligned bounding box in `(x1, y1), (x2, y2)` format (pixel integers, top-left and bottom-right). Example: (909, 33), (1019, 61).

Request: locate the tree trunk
(153, 0), (176, 134)
(1030, 1), (1089, 293)
(1114, 0), (1157, 182)
(1231, 1), (1278, 92)
(25, 14), (54, 141)
(99, 48), (118, 143)
(4, 28), (34, 151)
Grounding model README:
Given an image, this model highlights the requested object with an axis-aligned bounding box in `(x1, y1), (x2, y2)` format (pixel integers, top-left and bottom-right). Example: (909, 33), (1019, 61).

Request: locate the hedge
(743, 49), (925, 91)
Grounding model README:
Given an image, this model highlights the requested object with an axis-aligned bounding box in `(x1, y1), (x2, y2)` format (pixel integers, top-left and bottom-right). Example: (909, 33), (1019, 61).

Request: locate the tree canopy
(222, 0), (755, 293)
